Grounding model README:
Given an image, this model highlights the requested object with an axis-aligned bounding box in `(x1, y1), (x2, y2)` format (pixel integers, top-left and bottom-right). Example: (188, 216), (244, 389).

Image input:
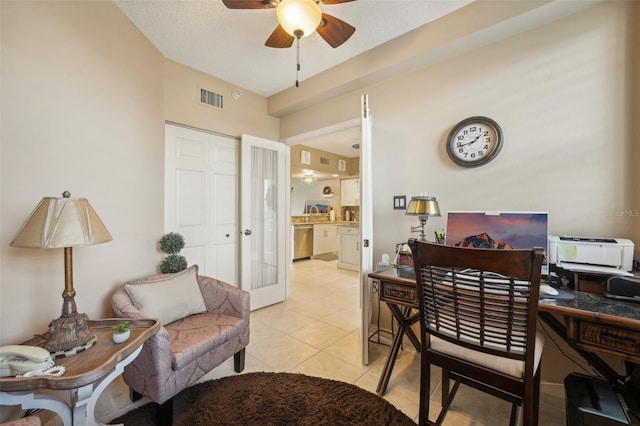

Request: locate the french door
(240, 134), (288, 310)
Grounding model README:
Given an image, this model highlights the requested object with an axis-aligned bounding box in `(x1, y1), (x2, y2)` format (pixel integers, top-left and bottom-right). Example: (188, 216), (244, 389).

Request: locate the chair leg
(156, 398), (174, 426)
(129, 387), (143, 402)
(441, 368), (450, 407)
(521, 367), (541, 426)
(435, 376), (461, 425)
(419, 357), (431, 426)
(234, 348), (246, 373)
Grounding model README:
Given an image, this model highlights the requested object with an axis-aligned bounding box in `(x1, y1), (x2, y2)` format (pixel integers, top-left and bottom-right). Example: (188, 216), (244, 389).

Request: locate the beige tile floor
(96, 257), (567, 425)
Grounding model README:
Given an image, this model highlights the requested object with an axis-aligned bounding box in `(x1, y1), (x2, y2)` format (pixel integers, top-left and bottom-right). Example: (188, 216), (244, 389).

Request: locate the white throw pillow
(124, 265), (206, 325)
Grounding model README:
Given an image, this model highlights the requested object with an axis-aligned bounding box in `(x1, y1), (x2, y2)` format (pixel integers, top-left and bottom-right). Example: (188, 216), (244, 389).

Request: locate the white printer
(548, 235), (634, 274)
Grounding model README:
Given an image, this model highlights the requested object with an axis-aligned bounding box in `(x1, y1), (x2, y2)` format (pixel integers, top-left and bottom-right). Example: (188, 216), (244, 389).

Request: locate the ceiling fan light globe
(276, 0), (322, 39)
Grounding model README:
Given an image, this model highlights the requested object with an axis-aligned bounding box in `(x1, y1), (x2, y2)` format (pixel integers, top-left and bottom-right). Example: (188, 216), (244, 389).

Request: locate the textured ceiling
(113, 0), (474, 98)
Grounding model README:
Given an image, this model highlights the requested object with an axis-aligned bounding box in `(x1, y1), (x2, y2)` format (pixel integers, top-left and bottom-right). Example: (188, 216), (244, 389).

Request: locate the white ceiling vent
(200, 88), (223, 109)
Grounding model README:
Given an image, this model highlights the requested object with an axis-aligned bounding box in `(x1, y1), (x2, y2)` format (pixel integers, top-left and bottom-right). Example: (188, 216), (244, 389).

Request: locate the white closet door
(165, 124), (239, 285)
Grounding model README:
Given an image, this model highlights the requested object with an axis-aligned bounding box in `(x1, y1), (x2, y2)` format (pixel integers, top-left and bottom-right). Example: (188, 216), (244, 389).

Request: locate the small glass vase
(112, 330), (130, 344)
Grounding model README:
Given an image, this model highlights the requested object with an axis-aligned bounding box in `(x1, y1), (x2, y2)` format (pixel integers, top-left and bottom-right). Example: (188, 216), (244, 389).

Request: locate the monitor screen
(445, 211), (549, 274)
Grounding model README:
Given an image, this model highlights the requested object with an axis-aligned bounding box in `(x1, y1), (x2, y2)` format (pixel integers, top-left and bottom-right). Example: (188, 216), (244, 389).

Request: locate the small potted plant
(112, 320), (130, 344)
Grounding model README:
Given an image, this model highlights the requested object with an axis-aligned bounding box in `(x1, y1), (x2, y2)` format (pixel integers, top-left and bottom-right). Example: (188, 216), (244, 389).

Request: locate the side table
(368, 266), (421, 396)
(0, 318), (159, 426)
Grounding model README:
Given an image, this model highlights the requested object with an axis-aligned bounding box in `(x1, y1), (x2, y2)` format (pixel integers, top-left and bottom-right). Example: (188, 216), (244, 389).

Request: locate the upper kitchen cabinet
(341, 178), (359, 206)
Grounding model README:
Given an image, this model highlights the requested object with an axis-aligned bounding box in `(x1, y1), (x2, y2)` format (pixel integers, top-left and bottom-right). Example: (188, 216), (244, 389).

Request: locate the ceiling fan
(222, 0), (357, 49)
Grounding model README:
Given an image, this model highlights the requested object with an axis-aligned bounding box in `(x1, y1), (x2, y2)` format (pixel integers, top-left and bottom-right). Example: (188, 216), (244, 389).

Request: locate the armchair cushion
(167, 312), (247, 370)
(124, 265), (206, 325)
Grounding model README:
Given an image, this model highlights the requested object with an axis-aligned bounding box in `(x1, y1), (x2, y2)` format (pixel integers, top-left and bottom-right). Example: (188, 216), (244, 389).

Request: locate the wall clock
(446, 116), (503, 168)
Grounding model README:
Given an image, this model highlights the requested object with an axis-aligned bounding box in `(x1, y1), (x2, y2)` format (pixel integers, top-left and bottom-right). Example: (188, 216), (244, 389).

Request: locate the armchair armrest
(110, 287), (175, 402)
(197, 275), (249, 319)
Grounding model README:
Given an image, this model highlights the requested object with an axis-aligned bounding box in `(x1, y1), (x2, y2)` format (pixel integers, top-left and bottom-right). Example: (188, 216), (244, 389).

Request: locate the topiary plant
(159, 232), (187, 273)
(160, 254), (188, 274)
(159, 232), (185, 255)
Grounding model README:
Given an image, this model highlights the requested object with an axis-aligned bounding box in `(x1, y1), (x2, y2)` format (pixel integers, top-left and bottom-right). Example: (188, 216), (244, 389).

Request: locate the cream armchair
(111, 266), (249, 426)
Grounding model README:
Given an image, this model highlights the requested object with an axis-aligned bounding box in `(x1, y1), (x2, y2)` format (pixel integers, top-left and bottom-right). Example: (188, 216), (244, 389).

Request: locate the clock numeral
(483, 144), (489, 150)
(458, 148), (464, 154)
(470, 126), (477, 132)
(457, 135), (464, 141)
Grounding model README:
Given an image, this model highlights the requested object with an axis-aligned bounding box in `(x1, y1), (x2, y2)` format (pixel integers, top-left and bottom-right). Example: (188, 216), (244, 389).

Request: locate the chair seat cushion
(430, 330), (544, 378)
(167, 312), (246, 370)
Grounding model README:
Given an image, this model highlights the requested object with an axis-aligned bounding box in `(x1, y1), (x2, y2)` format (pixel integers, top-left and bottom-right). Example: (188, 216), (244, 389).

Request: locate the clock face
(446, 116), (502, 167)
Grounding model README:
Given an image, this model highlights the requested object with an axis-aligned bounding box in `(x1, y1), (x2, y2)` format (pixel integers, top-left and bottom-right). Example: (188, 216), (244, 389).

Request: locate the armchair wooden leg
(129, 387), (143, 402)
(234, 348), (246, 373)
(156, 398), (174, 426)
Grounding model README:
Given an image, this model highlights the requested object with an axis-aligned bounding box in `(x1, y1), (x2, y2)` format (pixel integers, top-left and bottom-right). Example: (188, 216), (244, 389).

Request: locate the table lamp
(406, 195), (440, 241)
(10, 191), (112, 357)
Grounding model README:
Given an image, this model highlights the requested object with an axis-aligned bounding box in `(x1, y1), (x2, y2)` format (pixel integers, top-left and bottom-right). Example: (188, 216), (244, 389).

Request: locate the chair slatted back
(409, 240), (545, 363)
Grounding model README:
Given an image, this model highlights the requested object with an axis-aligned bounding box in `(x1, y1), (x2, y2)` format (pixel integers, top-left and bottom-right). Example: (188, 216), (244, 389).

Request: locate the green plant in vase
(159, 232), (188, 273)
(112, 320), (130, 344)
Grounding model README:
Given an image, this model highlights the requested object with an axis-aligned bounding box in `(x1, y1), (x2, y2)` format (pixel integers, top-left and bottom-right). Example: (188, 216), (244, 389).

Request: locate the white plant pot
(112, 330), (130, 344)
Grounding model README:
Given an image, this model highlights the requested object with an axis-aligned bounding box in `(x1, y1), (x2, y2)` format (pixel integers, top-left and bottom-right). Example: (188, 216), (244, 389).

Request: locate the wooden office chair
(409, 239), (545, 426)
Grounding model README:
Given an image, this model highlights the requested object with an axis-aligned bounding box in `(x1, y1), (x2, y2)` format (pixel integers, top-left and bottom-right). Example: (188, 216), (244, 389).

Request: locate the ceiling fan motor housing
(276, 0), (322, 38)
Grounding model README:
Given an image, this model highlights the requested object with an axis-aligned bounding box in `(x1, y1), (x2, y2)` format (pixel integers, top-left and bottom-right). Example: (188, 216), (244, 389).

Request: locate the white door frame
(281, 106), (373, 365)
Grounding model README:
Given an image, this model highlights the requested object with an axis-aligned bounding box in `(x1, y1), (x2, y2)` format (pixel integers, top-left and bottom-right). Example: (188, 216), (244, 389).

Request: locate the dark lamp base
(44, 312), (97, 358)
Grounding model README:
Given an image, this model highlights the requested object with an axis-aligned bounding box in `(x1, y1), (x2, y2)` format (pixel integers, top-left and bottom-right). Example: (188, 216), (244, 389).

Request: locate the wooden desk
(368, 266), (640, 399)
(0, 318), (159, 426)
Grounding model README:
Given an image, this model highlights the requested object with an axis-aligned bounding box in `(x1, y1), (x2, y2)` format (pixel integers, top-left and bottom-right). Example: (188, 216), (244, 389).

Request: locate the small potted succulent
(159, 232), (188, 273)
(112, 320), (130, 344)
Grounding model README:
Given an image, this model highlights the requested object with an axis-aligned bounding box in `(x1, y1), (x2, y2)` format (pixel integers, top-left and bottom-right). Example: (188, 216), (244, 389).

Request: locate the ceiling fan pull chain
(296, 37), (300, 88)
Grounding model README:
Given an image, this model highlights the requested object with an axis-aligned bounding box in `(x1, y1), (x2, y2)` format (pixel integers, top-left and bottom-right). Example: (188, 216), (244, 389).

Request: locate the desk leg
(376, 304), (421, 396)
(72, 345), (144, 426)
(397, 306), (421, 352)
(0, 391), (72, 425)
(376, 317), (406, 396)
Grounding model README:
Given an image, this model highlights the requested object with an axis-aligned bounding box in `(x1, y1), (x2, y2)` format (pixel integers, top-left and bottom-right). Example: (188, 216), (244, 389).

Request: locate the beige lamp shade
(11, 192), (112, 248)
(276, 0), (322, 38)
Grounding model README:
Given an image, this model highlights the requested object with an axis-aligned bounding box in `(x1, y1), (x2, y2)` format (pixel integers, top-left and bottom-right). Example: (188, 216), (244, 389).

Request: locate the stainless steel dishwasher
(293, 224), (313, 260)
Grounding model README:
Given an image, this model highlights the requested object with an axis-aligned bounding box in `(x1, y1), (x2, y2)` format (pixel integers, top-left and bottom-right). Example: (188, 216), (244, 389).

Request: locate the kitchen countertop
(293, 221), (359, 227)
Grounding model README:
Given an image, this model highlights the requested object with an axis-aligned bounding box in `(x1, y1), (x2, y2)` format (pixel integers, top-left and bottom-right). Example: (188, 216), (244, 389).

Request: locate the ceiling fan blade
(221, 0), (277, 9)
(265, 25), (295, 48)
(321, 0), (357, 4)
(317, 13), (355, 48)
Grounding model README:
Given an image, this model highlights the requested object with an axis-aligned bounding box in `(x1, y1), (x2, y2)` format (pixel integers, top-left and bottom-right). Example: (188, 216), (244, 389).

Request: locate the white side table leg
(72, 345), (143, 426)
(0, 390), (72, 425)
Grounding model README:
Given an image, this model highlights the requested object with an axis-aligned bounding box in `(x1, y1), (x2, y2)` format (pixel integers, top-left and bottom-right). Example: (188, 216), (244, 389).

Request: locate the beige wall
(1, 0), (165, 344)
(279, 1), (639, 263)
(164, 59), (279, 139)
(0, 1), (278, 345)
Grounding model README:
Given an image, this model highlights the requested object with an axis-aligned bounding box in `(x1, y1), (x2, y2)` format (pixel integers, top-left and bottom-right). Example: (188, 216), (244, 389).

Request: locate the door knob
(244, 229), (252, 236)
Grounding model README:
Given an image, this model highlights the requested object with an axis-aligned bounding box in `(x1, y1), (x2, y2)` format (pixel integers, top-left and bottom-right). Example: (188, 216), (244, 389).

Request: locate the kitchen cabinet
(341, 178), (359, 206)
(313, 224), (337, 255)
(338, 225), (360, 271)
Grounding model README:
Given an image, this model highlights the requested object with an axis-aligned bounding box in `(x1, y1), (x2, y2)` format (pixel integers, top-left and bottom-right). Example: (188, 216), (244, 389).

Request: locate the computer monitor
(445, 211), (549, 275)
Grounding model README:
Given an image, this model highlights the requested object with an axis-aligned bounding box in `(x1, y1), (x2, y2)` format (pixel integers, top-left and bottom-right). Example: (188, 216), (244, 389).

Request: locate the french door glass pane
(251, 146), (278, 290)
